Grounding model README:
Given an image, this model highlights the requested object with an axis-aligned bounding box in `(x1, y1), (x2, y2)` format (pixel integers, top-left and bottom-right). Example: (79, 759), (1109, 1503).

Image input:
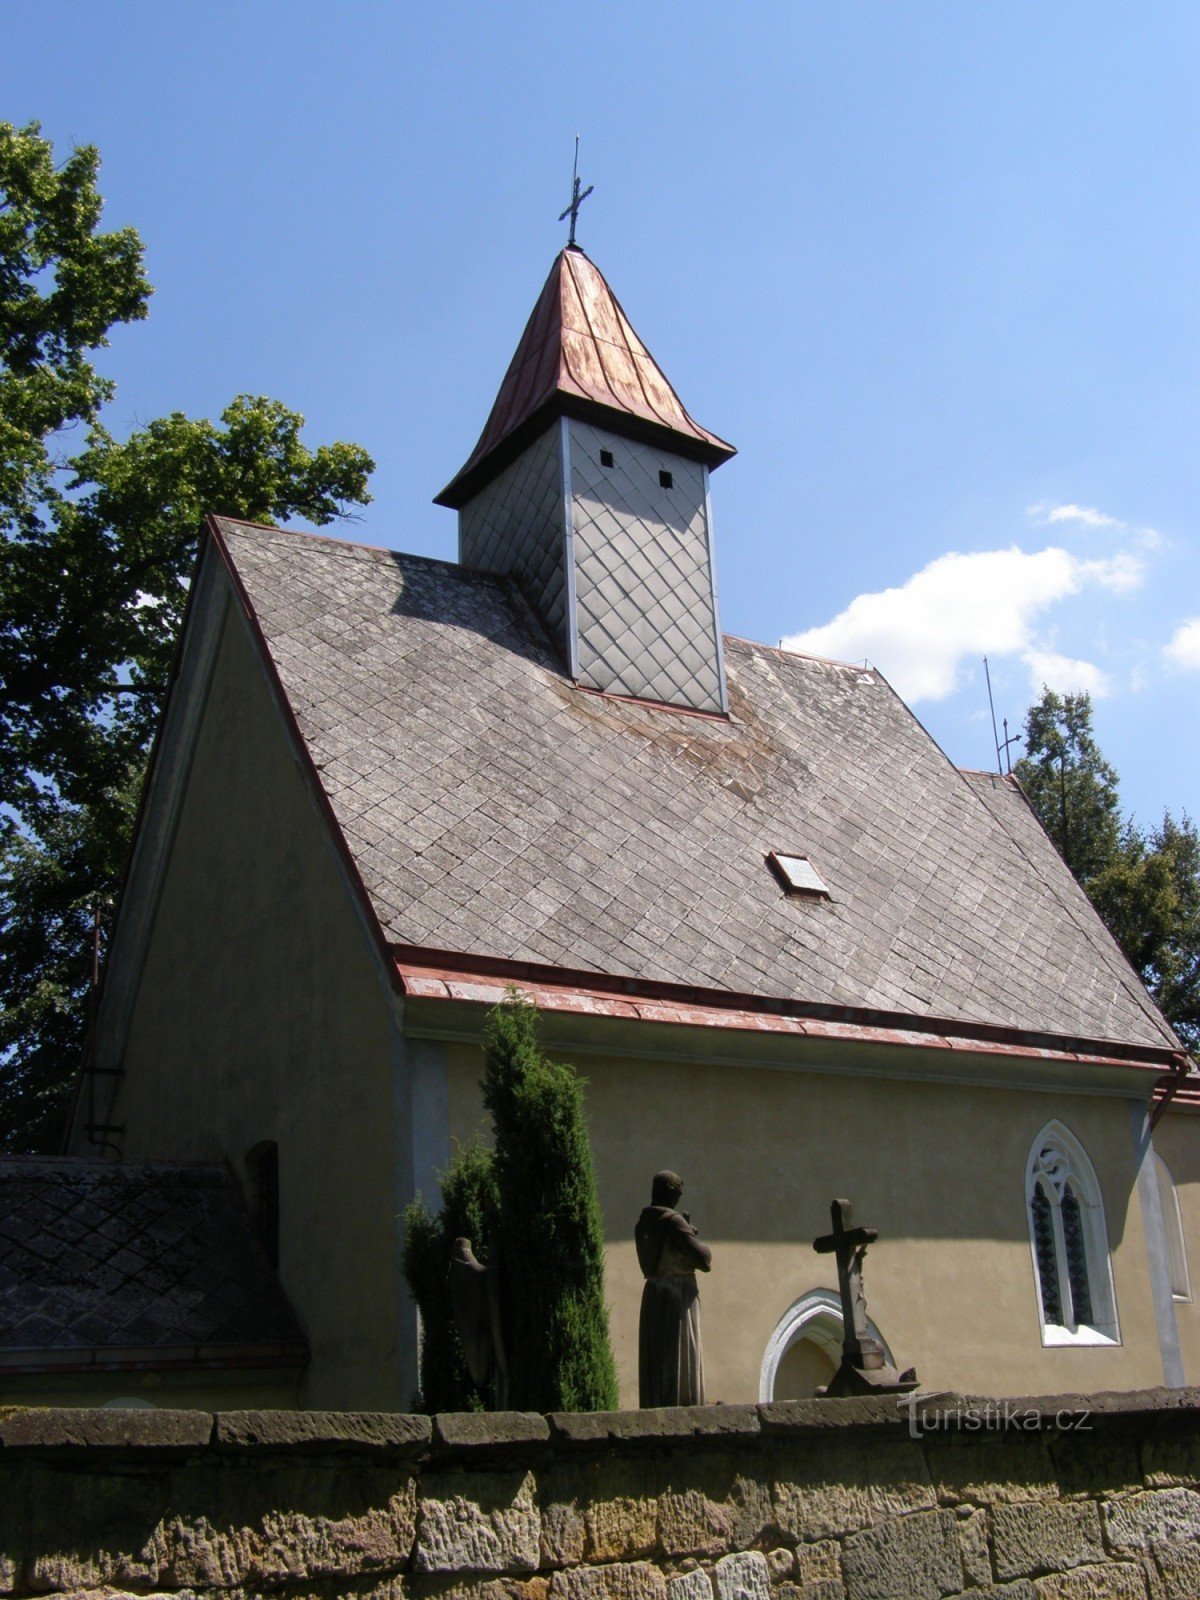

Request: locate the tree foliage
(0, 122), (149, 532)
(1015, 689), (1199, 1054)
(1015, 690), (1122, 884)
(484, 996), (619, 1413)
(402, 1141), (498, 1413)
(0, 122), (374, 1150)
(403, 997), (619, 1414)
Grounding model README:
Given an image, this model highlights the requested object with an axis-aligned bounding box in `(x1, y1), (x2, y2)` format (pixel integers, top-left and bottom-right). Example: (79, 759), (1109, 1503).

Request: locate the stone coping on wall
(2, 1386), (1199, 1457)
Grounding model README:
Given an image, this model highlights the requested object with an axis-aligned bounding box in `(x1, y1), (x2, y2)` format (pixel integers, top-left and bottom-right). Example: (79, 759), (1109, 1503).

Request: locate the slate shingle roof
(217, 517), (1177, 1053)
(0, 1158), (307, 1371)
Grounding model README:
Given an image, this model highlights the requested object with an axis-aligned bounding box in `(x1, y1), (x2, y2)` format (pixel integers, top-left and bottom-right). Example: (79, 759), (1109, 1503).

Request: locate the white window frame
(1154, 1153), (1192, 1303)
(1026, 1120), (1120, 1347)
(758, 1288), (896, 1401)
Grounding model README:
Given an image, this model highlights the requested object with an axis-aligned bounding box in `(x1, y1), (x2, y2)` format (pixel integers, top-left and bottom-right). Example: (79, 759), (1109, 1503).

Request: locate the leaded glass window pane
(1031, 1182), (1062, 1325)
(1061, 1183), (1093, 1326)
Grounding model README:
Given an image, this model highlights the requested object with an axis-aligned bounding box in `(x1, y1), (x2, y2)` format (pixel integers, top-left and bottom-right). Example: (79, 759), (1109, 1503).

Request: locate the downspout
(1150, 1051), (1194, 1131)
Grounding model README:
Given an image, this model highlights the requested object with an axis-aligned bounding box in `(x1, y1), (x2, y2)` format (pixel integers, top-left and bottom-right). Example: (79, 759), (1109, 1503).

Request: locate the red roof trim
(571, 682), (730, 722)
(391, 943), (1189, 1074)
(1154, 1074), (1200, 1116)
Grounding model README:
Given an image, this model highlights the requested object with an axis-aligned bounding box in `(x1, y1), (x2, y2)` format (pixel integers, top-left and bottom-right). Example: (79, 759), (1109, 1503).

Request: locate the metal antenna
(558, 135), (594, 247)
(984, 658), (1020, 774)
(1000, 716), (1020, 776)
(984, 657), (1002, 773)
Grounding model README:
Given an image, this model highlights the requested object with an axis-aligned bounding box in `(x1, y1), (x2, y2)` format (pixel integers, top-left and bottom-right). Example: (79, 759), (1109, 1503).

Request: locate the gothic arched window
(1026, 1122), (1119, 1346)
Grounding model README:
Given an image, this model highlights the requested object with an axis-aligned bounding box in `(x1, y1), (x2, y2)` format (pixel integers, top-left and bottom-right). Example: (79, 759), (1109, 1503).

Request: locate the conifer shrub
(402, 996), (618, 1413)
(483, 995), (619, 1412)
(401, 1139), (497, 1412)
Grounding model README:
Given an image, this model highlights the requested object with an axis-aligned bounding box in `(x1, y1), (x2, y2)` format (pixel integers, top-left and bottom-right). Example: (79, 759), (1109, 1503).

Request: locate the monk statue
(635, 1170), (712, 1407)
(448, 1237), (509, 1409)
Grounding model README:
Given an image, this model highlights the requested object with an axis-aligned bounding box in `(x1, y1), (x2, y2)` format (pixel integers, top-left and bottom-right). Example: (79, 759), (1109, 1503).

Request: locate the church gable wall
(443, 1040), (1166, 1403)
(110, 595), (408, 1409)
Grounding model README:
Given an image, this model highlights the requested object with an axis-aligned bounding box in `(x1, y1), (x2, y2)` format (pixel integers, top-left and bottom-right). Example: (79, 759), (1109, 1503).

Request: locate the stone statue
(635, 1171), (711, 1407)
(448, 1237), (509, 1408)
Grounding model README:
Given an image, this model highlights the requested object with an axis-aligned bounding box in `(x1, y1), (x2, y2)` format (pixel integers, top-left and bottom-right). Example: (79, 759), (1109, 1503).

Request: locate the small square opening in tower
(659, 469), (673, 489)
(766, 851), (831, 899)
(600, 449), (614, 468)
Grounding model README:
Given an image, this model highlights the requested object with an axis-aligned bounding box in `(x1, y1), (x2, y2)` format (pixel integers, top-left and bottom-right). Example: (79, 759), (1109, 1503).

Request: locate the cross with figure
(813, 1197), (885, 1371)
(811, 1196), (918, 1396)
(558, 136), (594, 248)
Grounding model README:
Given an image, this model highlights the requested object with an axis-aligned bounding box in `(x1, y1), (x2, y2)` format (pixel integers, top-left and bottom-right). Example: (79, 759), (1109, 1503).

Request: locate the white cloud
(781, 545), (1143, 703)
(1165, 617), (1200, 670)
(1085, 550), (1143, 592)
(1028, 502), (1124, 530)
(1022, 651), (1110, 699)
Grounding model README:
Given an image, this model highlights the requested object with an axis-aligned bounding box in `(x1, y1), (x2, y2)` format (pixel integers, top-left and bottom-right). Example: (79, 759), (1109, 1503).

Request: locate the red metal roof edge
(571, 682), (730, 722)
(391, 943), (1189, 1075)
(1154, 1074), (1200, 1108)
(208, 517), (404, 995)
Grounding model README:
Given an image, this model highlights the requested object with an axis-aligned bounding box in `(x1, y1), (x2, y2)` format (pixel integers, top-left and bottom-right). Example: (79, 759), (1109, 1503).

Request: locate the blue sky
(4, 2), (1197, 826)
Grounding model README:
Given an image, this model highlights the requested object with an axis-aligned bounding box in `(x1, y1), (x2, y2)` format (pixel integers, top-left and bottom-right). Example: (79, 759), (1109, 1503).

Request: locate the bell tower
(435, 247), (736, 714)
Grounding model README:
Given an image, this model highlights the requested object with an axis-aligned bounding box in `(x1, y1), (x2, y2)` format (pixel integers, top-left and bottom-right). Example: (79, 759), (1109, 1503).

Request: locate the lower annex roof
(0, 1159), (307, 1375)
(212, 517), (1180, 1058)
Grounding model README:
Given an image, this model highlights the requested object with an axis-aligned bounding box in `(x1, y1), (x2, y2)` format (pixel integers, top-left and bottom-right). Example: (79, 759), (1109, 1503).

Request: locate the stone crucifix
(811, 1196), (918, 1396)
(813, 1197), (886, 1372)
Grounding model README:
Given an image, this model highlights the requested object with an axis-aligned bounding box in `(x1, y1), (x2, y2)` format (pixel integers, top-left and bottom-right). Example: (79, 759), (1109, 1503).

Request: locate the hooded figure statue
(635, 1170), (712, 1407)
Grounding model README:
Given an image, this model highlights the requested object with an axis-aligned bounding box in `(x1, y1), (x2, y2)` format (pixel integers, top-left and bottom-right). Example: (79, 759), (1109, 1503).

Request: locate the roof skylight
(767, 851), (831, 899)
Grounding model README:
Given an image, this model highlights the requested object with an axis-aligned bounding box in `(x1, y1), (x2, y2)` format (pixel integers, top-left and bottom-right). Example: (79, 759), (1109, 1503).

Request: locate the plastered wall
(107, 597), (407, 1410)
(1148, 1112), (1200, 1382)
(444, 1040), (1166, 1404)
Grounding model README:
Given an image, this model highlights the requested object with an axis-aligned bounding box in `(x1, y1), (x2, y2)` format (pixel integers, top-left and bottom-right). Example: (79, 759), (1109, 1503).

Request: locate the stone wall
(2, 1390), (1200, 1600)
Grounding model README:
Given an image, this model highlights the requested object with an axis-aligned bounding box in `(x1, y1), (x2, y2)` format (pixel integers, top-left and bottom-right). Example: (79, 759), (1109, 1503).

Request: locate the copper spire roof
(435, 246), (736, 509)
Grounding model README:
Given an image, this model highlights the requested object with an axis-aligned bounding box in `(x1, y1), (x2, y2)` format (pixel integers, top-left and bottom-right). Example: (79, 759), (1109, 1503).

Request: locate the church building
(7, 243), (1194, 1412)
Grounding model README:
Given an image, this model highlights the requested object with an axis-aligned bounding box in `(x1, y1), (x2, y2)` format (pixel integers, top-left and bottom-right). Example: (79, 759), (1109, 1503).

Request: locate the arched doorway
(759, 1289), (897, 1401)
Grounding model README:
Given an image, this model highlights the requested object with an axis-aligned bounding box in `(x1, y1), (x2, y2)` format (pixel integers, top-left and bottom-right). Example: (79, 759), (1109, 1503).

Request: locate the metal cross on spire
(558, 136), (594, 248)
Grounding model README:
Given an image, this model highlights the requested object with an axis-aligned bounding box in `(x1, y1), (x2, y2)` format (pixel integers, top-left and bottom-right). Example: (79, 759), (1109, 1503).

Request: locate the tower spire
(439, 246), (735, 715)
(557, 136), (593, 248)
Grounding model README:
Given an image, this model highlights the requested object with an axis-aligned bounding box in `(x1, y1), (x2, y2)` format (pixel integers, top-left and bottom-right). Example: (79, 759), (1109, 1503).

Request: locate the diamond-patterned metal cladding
(459, 422), (569, 664)
(568, 420), (724, 711)
(0, 1159), (306, 1361)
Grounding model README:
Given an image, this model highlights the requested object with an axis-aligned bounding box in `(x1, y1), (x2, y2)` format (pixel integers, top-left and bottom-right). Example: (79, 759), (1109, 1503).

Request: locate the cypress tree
(483, 995), (618, 1412)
